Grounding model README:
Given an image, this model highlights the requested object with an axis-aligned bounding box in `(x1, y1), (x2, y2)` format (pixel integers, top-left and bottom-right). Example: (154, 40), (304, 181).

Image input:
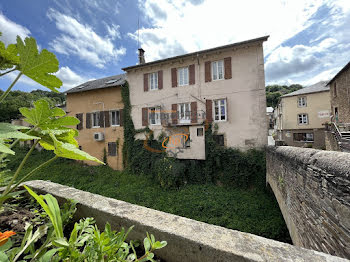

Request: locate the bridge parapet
(266, 146), (350, 259)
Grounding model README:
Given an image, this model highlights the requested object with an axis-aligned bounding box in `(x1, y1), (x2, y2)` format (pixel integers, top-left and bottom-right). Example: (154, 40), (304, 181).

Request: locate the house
(65, 74), (125, 170)
(274, 81), (331, 149)
(122, 36), (269, 159)
(325, 61), (350, 152)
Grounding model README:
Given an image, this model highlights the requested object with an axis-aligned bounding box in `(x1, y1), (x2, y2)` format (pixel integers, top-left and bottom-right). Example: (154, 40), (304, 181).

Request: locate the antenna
(137, 11), (140, 49)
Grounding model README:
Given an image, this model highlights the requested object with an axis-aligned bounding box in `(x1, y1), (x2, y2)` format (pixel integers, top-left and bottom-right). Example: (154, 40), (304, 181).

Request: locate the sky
(0, 0), (349, 93)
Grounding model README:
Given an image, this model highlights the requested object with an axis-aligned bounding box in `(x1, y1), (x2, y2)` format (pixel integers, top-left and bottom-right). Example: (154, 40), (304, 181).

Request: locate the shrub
(154, 157), (186, 189)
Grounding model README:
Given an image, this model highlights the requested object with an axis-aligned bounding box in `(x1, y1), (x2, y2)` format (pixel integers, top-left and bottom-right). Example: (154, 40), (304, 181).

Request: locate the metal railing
(327, 122), (350, 152)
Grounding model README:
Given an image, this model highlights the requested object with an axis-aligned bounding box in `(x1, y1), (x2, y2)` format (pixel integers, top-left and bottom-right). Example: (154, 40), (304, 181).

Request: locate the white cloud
(105, 23), (121, 40)
(55, 66), (91, 91)
(300, 68), (340, 86)
(4, 71), (39, 87)
(130, 0), (327, 62)
(47, 9), (126, 68)
(0, 13), (31, 45)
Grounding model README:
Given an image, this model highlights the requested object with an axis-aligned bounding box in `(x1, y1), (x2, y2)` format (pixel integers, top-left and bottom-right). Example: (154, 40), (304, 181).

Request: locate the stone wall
(325, 131), (341, 151)
(266, 146), (350, 259)
(23, 180), (347, 262)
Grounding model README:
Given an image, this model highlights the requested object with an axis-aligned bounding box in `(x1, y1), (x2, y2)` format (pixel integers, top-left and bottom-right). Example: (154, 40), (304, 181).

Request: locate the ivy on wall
(121, 81), (266, 189)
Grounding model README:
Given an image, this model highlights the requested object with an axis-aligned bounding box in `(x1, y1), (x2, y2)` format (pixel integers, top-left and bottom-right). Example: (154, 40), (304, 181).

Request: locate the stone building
(122, 36), (269, 160)
(274, 81), (331, 149)
(66, 75), (125, 170)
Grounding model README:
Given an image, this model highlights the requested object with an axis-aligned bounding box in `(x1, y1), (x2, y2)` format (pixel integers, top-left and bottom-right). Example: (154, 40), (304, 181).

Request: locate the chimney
(138, 48), (145, 64)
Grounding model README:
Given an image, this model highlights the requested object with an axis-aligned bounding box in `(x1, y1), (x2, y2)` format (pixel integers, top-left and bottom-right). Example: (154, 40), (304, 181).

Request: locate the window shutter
(144, 73), (149, 92)
(86, 113), (91, 129)
(158, 70), (163, 89)
(172, 104), (178, 124)
(120, 109), (124, 126)
(142, 107), (148, 126)
(76, 113), (83, 130)
(99, 111), (104, 127)
(189, 64), (195, 85)
(191, 102), (197, 123)
(205, 61), (211, 82)
(206, 99), (213, 123)
(171, 68), (177, 87)
(224, 57), (232, 79)
(104, 111), (110, 127)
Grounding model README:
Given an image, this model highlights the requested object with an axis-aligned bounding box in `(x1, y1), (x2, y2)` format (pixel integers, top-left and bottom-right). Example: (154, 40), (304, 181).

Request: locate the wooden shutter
(99, 111), (104, 127)
(142, 107), (148, 126)
(120, 109), (124, 126)
(206, 99), (213, 123)
(108, 142), (117, 156)
(171, 68), (177, 87)
(158, 70), (163, 89)
(205, 61), (211, 82)
(172, 104), (178, 125)
(189, 64), (195, 85)
(224, 57), (232, 79)
(104, 111), (110, 127)
(191, 101), (197, 123)
(144, 73), (149, 92)
(86, 113), (91, 129)
(76, 113), (83, 130)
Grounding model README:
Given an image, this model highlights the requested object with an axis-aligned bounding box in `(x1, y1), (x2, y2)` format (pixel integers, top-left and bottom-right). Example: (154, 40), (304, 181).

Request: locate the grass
(7, 147), (291, 243)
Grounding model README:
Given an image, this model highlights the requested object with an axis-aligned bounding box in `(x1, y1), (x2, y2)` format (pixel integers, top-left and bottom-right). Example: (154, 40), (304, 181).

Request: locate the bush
(154, 157), (186, 189)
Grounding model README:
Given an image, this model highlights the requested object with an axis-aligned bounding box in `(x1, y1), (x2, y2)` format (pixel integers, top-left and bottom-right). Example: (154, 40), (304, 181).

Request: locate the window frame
(149, 72), (158, 91)
(108, 142), (117, 156)
(213, 134), (225, 146)
(293, 133), (314, 142)
(178, 103), (191, 124)
(212, 60), (224, 81)
(110, 110), (120, 127)
(213, 99), (227, 122)
(148, 106), (161, 126)
(297, 96), (307, 107)
(297, 113), (308, 125)
(178, 67), (189, 86)
(92, 111), (100, 128)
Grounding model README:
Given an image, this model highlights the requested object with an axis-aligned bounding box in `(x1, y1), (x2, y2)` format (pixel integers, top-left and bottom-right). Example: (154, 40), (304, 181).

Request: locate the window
(297, 97), (307, 107)
(212, 60), (224, 80)
(213, 134), (224, 146)
(197, 128), (203, 136)
(149, 107), (161, 125)
(108, 142), (117, 156)
(178, 67), (189, 86)
(293, 133), (314, 142)
(183, 135), (190, 148)
(110, 110), (120, 126)
(178, 103), (191, 123)
(334, 82), (337, 97)
(298, 114), (308, 125)
(92, 112), (100, 127)
(149, 72), (158, 90)
(214, 99), (227, 121)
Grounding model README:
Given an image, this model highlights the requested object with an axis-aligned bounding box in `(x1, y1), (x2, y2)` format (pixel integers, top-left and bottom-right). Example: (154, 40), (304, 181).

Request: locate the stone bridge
(266, 146), (350, 259)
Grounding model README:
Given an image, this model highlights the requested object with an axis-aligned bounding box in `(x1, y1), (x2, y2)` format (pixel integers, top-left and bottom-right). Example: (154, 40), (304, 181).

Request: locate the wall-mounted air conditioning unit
(94, 132), (104, 141)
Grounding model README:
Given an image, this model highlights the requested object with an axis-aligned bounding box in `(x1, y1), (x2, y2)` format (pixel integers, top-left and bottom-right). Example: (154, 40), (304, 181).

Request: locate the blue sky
(0, 0), (349, 92)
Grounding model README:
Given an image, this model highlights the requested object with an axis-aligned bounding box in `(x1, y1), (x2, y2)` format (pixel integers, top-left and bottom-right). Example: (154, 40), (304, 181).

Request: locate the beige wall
(66, 87), (124, 170)
(280, 91), (331, 130)
(126, 42), (267, 157)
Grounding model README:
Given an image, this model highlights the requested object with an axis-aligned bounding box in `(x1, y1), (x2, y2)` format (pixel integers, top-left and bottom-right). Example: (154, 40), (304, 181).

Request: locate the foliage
(265, 84), (303, 107)
(0, 90), (65, 123)
(7, 148), (292, 243)
(154, 157), (186, 189)
(0, 186), (167, 262)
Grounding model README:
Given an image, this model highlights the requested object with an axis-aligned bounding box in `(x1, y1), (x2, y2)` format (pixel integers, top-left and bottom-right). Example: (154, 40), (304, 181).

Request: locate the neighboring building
(328, 61), (350, 123)
(266, 107), (275, 146)
(274, 81), (331, 149)
(66, 75), (125, 170)
(123, 36), (269, 160)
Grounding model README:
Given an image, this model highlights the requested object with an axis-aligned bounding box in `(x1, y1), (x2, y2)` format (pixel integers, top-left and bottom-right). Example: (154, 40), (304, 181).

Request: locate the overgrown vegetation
(266, 84), (303, 107)
(8, 147), (291, 243)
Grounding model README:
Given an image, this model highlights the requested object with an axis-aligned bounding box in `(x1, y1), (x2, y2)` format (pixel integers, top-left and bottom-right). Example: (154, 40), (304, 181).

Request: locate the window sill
(212, 78), (224, 82)
(214, 120), (227, 122)
(149, 88), (159, 91)
(111, 125), (120, 127)
(92, 126), (100, 128)
(178, 84), (189, 87)
(150, 124), (161, 126)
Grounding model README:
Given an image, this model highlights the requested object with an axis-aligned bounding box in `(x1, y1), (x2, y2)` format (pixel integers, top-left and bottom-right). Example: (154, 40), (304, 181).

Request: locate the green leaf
(0, 141), (15, 155)
(0, 239), (12, 252)
(52, 107), (66, 117)
(52, 238), (69, 248)
(153, 241), (167, 249)
(143, 238), (151, 252)
(0, 40), (19, 70)
(0, 123), (39, 140)
(19, 99), (52, 127)
(0, 252), (9, 262)
(39, 248), (61, 262)
(16, 36), (62, 92)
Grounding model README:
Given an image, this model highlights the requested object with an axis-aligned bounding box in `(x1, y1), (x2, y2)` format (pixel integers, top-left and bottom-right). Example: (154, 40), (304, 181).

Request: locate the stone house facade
(274, 81), (331, 149)
(66, 75), (125, 170)
(122, 36), (268, 160)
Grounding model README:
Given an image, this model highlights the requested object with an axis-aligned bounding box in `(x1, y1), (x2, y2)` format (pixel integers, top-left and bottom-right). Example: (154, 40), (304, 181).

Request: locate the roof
(328, 61), (350, 85)
(122, 35), (269, 71)
(281, 81), (329, 98)
(65, 74), (126, 94)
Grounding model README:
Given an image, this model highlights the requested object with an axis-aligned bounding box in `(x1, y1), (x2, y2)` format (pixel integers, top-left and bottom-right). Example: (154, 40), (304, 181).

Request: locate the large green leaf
(0, 123), (39, 140)
(19, 99), (53, 127)
(16, 36), (62, 92)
